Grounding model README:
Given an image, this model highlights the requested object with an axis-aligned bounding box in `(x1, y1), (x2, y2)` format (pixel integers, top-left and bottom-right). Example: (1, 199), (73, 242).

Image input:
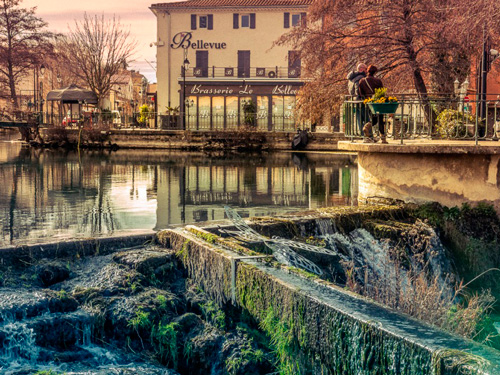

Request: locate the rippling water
(0, 132), (358, 246)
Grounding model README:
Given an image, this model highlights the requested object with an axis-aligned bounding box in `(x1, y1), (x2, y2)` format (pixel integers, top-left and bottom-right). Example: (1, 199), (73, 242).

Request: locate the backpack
(347, 72), (363, 97)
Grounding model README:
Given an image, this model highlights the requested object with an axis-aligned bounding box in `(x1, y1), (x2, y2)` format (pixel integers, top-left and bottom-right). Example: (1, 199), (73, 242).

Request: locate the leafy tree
(59, 13), (136, 107)
(0, 0), (54, 109)
(278, 0), (500, 122)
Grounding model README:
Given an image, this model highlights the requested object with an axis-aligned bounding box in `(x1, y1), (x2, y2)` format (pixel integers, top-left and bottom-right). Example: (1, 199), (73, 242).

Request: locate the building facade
(150, 0), (313, 131)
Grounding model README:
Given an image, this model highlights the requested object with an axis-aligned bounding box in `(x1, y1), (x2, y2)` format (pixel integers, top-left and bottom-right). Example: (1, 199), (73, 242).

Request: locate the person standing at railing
(347, 63), (367, 134)
(359, 65), (387, 143)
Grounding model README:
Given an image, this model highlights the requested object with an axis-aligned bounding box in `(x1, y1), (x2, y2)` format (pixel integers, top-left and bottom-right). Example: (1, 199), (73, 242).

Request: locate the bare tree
(278, 0), (500, 122)
(60, 13), (136, 107)
(0, 0), (54, 109)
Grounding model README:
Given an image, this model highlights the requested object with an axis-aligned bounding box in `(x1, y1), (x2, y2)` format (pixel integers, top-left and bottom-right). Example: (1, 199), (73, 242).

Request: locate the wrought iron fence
(343, 94), (500, 144)
(182, 66), (301, 79)
(40, 111), (303, 132)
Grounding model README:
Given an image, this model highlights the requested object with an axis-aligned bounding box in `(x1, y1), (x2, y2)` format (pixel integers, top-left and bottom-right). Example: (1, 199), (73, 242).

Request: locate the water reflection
(0, 133), (358, 246)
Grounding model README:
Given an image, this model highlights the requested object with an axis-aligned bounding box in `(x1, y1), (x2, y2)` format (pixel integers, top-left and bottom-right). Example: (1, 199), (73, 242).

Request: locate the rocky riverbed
(0, 243), (275, 375)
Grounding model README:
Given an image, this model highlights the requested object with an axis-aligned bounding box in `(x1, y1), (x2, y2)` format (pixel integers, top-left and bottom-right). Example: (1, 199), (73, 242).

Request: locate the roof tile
(151, 0), (313, 9)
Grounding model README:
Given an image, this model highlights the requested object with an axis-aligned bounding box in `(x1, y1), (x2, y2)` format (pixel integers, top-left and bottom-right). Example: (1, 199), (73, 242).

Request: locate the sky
(23, 0), (169, 83)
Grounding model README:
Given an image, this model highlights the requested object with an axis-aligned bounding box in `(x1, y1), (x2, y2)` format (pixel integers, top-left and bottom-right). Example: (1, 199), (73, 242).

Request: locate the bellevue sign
(171, 32), (227, 50)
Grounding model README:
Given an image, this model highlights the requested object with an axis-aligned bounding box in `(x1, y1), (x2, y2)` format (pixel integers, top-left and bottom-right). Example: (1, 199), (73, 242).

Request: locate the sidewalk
(338, 139), (500, 154)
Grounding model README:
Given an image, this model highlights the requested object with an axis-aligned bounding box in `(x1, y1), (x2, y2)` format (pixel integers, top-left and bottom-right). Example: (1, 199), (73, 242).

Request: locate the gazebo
(46, 84), (98, 126)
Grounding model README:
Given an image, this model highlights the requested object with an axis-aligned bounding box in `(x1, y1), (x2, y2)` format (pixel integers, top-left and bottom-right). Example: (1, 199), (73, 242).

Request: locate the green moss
(432, 349), (491, 375)
(176, 239), (190, 263)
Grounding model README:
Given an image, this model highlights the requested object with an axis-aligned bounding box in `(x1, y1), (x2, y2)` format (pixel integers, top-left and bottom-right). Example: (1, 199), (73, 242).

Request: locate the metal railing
(343, 94), (500, 144)
(37, 111), (303, 132)
(182, 66), (301, 79)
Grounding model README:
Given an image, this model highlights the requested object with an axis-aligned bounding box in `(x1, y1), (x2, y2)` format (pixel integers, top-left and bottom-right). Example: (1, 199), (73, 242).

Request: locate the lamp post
(39, 64), (45, 116)
(182, 47), (190, 130)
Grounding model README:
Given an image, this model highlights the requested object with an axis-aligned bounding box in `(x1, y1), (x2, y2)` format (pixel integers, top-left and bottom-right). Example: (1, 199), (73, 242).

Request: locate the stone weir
(1, 207), (500, 374)
(157, 207), (500, 375)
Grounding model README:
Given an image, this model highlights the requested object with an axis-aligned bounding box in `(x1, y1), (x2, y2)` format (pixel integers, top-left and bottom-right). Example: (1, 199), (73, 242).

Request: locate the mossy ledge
(156, 227), (500, 375)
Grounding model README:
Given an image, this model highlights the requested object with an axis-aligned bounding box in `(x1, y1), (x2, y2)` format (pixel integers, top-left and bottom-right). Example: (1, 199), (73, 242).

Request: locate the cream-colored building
(150, 0), (312, 130)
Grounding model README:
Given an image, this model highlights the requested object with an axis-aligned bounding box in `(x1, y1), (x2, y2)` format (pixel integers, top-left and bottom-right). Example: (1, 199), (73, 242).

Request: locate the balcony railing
(182, 66), (301, 79)
(343, 94), (500, 144)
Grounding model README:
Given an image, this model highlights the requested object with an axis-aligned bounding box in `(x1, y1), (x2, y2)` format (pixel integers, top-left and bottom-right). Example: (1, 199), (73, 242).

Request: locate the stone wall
(38, 128), (346, 151)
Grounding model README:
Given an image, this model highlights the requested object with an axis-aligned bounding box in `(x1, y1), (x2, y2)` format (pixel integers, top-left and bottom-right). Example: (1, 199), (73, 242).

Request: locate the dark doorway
(238, 50), (250, 78)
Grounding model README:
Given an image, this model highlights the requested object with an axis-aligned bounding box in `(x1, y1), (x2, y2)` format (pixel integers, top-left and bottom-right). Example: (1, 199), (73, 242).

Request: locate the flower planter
(368, 102), (399, 114)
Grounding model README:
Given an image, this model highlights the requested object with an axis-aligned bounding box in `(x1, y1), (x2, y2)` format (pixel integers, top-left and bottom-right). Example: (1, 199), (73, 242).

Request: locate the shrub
(436, 109), (474, 138)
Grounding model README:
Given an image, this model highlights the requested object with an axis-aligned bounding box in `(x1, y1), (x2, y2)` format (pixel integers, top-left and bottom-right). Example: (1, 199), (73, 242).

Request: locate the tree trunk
(8, 64), (18, 110)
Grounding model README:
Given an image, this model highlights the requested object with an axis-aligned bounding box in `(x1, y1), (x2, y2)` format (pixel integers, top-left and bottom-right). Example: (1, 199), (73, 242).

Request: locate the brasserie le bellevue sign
(189, 84), (300, 96)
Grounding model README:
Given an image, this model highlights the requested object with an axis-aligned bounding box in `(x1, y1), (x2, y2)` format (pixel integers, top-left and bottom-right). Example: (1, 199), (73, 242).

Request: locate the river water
(0, 132), (358, 247)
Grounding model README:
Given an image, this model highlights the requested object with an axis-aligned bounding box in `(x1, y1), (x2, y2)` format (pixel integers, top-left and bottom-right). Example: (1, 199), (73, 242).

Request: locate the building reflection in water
(0, 137), (357, 246)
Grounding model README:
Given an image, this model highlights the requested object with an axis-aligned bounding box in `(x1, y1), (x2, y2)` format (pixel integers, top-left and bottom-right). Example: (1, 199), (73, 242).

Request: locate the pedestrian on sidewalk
(347, 63), (367, 135)
(359, 65), (388, 143)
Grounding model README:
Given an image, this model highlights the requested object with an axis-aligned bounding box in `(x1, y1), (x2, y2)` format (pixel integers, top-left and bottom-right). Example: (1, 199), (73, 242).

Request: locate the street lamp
(39, 64), (46, 121)
(182, 47), (190, 130)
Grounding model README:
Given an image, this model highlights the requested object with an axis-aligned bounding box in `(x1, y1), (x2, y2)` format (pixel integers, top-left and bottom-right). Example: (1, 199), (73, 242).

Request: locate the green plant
(436, 109), (474, 138)
(225, 338), (265, 375)
(128, 308), (152, 331)
(34, 371), (60, 375)
(200, 300), (226, 330)
(138, 104), (153, 125)
(156, 295), (168, 310)
(151, 322), (179, 367)
(242, 100), (257, 127)
(260, 307), (300, 375)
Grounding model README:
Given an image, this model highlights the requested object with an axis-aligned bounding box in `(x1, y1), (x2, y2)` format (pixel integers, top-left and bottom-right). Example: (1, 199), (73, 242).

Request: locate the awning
(46, 84), (98, 104)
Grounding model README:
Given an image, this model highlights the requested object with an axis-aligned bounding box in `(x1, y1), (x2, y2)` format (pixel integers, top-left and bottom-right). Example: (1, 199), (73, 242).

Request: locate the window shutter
(284, 13), (290, 28)
(208, 14), (213, 30)
(191, 14), (197, 30)
(250, 13), (256, 29)
(233, 13), (239, 29)
(300, 12), (307, 26)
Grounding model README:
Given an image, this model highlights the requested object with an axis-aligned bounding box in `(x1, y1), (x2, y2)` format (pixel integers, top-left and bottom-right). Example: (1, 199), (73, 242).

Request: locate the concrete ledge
(338, 139), (500, 154)
(157, 227), (500, 375)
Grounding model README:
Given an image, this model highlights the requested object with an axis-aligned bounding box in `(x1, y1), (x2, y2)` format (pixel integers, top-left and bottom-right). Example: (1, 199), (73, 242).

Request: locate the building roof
(151, 0), (313, 10)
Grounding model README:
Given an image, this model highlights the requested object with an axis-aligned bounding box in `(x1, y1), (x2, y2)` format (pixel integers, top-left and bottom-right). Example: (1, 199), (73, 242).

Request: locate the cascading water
(312, 218), (455, 298)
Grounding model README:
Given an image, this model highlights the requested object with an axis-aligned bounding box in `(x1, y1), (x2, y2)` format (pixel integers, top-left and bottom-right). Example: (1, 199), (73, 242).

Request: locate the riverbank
(36, 127), (346, 151)
(1, 205), (499, 374)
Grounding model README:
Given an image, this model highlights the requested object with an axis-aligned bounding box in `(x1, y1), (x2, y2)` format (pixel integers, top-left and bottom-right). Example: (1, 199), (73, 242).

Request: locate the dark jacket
(359, 75), (383, 98)
(347, 71), (366, 97)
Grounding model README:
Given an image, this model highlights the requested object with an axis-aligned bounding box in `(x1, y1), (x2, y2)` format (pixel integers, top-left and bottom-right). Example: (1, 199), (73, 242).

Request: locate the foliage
(200, 300), (226, 330)
(260, 307), (300, 375)
(59, 13), (136, 107)
(151, 322), (179, 368)
(242, 100), (256, 127)
(363, 88), (398, 104)
(435, 109), (474, 138)
(225, 332), (265, 375)
(128, 307), (152, 331)
(0, 0), (55, 109)
(276, 0), (496, 120)
(138, 104), (152, 125)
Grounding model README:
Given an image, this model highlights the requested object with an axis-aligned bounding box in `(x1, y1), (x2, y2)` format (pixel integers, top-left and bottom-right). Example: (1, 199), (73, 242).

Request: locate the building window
(233, 13), (255, 29)
(284, 12), (306, 28)
(241, 14), (250, 28)
(191, 14), (213, 30)
(199, 15), (207, 28)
